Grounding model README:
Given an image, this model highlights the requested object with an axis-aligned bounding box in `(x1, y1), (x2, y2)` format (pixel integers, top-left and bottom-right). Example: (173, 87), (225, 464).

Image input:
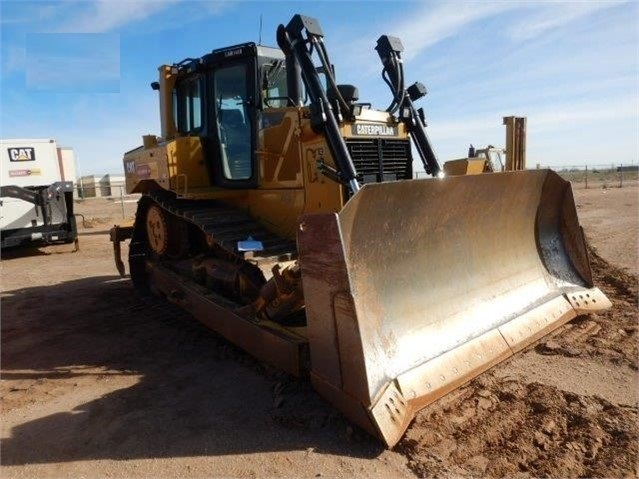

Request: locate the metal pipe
(375, 35), (442, 176)
(282, 15), (360, 192)
(276, 25), (303, 107)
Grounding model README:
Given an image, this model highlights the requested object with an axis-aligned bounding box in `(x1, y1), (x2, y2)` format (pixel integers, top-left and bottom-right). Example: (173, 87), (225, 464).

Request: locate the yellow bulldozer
(110, 14), (610, 446)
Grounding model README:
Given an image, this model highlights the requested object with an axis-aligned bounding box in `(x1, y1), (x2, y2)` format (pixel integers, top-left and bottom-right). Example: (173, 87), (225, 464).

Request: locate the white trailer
(0, 138), (77, 248)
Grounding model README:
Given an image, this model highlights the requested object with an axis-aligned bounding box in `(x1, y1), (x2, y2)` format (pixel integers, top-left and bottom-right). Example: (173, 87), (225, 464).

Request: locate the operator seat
(219, 109), (251, 180)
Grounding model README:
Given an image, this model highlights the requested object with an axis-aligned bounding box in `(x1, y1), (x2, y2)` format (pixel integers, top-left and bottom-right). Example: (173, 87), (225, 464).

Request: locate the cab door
(209, 59), (258, 188)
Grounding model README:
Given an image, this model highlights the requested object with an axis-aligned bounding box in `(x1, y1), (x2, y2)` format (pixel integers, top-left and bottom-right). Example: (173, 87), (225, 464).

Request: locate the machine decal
(9, 168), (41, 177)
(305, 147), (324, 183)
(224, 48), (243, 57)
(352, 124), (398, 137)
(8, 147), (36, 162)
(135, 163), (157, 179)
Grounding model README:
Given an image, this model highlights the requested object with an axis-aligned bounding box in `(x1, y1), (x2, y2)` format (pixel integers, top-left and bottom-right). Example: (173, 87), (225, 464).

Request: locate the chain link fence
(415, 164), (638, 189)
(70, 163), (637, 223)
(73, 184), (140, 220)
(544, 164), (638, 189)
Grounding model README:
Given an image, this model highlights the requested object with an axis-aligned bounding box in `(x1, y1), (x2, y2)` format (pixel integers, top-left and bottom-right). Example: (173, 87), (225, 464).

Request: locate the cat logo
(8, 147), (36, 162)
(125, 160), (136, 174)
(351, 124), (398, 137)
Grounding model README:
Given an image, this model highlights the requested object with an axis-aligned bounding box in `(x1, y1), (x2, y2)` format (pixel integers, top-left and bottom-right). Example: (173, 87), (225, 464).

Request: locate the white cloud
(56, 0), (181, 33)
(528, 97), (637, 132)
(1, 2), (62, 25)
(335, 0), (632, 93)
(432, 95), (637, 140)
(52, 0), (236, 33)
(424, 94), (638, 168)
(506, 0), (630, 41)
(329, 1), (519, 94)
(388, 1), (518, 61)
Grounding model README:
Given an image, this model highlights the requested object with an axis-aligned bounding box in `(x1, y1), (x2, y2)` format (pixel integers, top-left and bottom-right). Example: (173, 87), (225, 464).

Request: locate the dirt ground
(1, 184), (637, 478)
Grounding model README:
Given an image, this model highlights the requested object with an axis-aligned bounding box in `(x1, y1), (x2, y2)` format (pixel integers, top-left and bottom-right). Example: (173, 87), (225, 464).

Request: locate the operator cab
(158, 36), (416, 191)
(165, 43), (291, 189)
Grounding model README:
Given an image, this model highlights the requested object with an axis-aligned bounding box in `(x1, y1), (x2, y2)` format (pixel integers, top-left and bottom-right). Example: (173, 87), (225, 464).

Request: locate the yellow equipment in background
(444, 116), (527, 175)
(111, 15), (610, 447)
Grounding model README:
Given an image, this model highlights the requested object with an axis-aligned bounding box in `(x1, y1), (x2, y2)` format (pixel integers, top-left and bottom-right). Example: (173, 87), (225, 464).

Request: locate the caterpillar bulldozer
(110, 14), (610, 447)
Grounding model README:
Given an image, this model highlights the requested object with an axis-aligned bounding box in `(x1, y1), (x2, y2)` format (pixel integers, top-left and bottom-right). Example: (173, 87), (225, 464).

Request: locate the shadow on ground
(1, 245), (53, 259)
(1, 275), (383, 465)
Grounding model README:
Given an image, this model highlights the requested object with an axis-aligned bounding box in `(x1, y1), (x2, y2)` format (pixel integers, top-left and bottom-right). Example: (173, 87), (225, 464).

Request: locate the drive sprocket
(146, 205), (169, 256)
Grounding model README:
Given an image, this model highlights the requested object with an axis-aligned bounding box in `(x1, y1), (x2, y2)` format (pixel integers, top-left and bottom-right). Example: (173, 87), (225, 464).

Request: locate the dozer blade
(297, 169), (610, 447)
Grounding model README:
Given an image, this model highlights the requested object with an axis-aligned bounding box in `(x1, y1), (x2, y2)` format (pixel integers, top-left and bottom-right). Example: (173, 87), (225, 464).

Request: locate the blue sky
(1, 0), (637, 176)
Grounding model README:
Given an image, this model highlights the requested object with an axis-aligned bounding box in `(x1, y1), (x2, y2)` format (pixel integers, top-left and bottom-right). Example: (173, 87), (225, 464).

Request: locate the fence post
(585, 165), (588, 189)
(620, 164), (623, 188)
(120, 185), (125, 218)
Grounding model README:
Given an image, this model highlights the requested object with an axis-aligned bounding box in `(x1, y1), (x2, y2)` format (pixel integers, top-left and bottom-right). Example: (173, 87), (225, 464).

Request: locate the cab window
(262, 61), (288, 109)
(214, 64), (252, 180)
(174, 76), (202, 134)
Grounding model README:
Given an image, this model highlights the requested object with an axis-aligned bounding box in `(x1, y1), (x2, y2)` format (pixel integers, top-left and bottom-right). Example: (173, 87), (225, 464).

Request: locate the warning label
(9, 168), (41, 177)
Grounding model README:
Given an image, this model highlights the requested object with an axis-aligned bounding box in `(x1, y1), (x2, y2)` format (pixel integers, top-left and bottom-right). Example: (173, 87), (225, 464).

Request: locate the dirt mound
(394, 244), (639, 478)
(537, 243), (639, 370)
(80, 217), (114, 229)
(398, 375), (637, 478)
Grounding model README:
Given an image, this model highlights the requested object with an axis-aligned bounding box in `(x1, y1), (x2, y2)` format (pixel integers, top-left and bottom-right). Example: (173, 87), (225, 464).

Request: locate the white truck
(0, 138), (78, 249)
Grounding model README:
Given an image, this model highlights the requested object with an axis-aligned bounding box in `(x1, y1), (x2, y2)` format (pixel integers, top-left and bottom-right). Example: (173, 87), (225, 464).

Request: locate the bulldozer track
(128, 192), (297, 292)
(147, 191), (297, 259)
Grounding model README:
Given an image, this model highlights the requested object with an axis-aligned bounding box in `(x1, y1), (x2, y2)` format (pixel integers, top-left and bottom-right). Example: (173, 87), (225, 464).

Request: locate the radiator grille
(345, 138), (413, 183)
